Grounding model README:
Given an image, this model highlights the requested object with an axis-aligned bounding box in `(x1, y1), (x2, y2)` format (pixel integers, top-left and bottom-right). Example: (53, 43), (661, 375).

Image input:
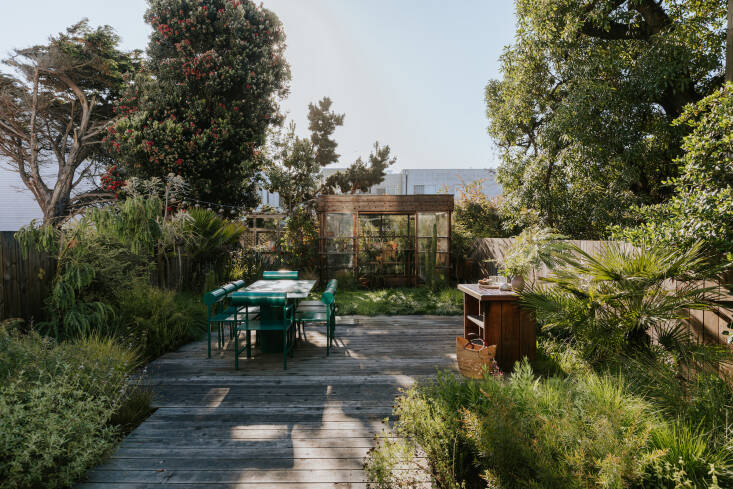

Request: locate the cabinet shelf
(466, 314), (485, 329)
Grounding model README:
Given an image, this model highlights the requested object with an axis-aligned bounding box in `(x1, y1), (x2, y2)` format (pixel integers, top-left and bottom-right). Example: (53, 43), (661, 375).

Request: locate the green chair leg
(234, 326), (239, 370)
(282, 328), (288, 370)
(207, 323), (211, 358)
(246, 330), (252, 359)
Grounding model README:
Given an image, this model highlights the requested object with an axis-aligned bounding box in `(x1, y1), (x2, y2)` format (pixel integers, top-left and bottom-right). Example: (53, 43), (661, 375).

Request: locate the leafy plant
(111, 0), (291, 209)
(114, 281), (206, 361)
(521, 241), (728, 364)
(500, 227), (570, 279)
(614, 83), (733, 258)
(367, 363), (662, 489)
(0, 327), (141, 489)
(487, 0), (726, 237)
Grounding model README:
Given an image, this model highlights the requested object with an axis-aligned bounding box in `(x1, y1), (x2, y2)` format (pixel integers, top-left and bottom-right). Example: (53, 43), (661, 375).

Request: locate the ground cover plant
(367, 238), (733, 489)
(0, 322), (149, 489)
(333, 287), (462, 316)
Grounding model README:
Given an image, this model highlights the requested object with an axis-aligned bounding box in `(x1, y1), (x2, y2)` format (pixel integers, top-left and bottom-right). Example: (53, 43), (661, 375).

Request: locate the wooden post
(353, 213), (358, 277)
(447, 211), (452, 282)
(414, 213), (419, 287)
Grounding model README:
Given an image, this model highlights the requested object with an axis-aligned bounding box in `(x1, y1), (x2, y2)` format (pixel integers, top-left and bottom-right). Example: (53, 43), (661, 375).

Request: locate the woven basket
(456, 335), (497, 379)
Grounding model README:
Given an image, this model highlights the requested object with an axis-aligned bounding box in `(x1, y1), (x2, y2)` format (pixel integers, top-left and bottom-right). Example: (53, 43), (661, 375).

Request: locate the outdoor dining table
(239, 279), (316, 300)
(230, 279), (316, 353)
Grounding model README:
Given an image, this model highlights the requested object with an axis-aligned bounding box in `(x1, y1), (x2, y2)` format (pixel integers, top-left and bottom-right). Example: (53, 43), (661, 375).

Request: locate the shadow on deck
(76, 315), (462, 489)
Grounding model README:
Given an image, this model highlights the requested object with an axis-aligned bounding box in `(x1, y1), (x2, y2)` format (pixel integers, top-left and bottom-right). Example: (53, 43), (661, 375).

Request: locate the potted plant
(501, 227), (570, 291)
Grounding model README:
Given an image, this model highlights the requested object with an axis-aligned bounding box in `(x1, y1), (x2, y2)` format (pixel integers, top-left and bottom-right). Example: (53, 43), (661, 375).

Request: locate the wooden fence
(0, 231), (55, 322)
(468, 238), (733, 346)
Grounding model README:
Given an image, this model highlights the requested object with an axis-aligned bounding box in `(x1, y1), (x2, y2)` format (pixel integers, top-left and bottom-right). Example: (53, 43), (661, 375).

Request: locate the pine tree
(324, 142), (396, 194)
(110, 0), (290, 208)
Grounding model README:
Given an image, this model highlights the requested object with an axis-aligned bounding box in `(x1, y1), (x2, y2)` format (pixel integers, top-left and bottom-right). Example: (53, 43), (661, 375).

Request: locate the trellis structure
(316, 194), (454, 287)
(241, 213), (286, 251)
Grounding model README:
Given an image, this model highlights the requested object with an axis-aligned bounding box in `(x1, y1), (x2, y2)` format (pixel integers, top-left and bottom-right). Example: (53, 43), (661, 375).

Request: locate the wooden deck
(77, 315), (462, 489)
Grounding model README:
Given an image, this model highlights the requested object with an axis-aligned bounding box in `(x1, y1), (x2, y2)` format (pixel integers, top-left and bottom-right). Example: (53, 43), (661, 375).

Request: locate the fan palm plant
(184, 208), (246, 286)
(521, 241), (730, 367)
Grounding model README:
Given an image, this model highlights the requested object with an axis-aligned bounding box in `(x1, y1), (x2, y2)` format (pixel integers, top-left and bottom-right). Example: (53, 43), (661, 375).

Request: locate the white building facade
(320, 168), (500, 198)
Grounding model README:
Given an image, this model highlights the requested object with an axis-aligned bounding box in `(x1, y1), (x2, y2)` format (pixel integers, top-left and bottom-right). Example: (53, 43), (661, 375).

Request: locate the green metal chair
(202, 280), (256, 358)
(298, 279), (337, 310)
(230, 291), (296, 370)
(263, 270), (299, 280)
(295, 290), (336, 355)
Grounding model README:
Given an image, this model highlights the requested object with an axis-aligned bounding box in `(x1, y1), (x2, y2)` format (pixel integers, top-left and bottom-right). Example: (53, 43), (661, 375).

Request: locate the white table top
(243, 279), (317, 300)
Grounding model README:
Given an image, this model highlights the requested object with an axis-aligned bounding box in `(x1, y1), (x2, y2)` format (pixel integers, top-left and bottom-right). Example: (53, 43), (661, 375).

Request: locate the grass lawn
(331, 287), (463, 316)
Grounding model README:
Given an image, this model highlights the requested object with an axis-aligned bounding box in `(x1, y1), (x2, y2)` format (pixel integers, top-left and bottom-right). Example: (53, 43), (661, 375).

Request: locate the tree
(266, 96), (396, 209)
(453, 179), (514, 238)
(308, 97), (344, 167)
(265, 97), (344, 213)
(614, 83), (733, 257)
(0, 20), (138, 224)
(486, 0), (727, 238)
(323, 142), (396, 194)
(110, 0), (290, 209)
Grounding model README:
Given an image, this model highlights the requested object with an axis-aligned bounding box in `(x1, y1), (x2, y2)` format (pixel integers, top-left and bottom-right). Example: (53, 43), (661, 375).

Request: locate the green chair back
(321, 291), (335, 305)
(263, 270), (299, 280)
(203, 287), (228, 306)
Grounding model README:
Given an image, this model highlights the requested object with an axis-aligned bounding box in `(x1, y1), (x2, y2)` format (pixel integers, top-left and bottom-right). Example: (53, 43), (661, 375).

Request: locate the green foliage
(114, 282), (206, 361)
(0, 20), (139, 222)
(334, 287), (462, 316)
(614, 84), (733, 257)
(501, 227), (570, 278)
(15, 197), (159, 339)
(0, 327), (142, 489)
(15, 193), (228, 345)
(266, 97), (344, 213)
(184, 207), (246, 286)
(520, 241), (728, 363)
(323, 142), (396, 194)
(367, 364), (663, 489)
(280, 208), (319, 271)
(308, 97), (345, 167)
(110, 0), (290, 208)
(487, 0), (726, 238)
(453, 179), (513, 238)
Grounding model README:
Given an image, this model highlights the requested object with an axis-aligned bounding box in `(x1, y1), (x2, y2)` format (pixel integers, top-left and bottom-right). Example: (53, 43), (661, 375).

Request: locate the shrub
(0, 327), (140, 489)
(613, 84), (733, 258)
(367, 363), (660, 489)
(114, 282), (206, 361)
(520, 241), (727, 364)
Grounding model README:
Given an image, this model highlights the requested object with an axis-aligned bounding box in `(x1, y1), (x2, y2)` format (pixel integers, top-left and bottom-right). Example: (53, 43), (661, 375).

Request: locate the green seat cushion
(210, 312), (244, 323)
(296, 311), (328, 322)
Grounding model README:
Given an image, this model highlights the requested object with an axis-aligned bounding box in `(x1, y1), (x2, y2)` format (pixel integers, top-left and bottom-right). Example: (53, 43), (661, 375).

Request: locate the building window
(413, 185), (425, 194)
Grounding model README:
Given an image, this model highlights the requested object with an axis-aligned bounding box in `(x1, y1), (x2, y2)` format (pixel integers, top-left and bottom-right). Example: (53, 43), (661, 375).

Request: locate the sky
(0, 0), (517, 172)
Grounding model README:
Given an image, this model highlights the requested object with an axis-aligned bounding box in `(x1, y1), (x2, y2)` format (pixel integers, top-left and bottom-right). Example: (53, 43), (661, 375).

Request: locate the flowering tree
(110, 0), (290, 209)
(0, 21), (137, 224)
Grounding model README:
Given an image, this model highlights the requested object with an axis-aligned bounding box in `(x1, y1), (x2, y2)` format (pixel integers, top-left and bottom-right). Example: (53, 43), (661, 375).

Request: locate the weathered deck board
(75, 315), (461, 488)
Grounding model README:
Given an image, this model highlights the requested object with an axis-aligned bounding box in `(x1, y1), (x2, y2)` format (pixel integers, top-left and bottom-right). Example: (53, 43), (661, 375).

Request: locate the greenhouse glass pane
(326, 213), (353, 238)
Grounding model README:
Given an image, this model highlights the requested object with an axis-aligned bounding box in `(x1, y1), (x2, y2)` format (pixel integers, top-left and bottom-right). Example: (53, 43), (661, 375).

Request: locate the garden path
(77, 315), (462, 489)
